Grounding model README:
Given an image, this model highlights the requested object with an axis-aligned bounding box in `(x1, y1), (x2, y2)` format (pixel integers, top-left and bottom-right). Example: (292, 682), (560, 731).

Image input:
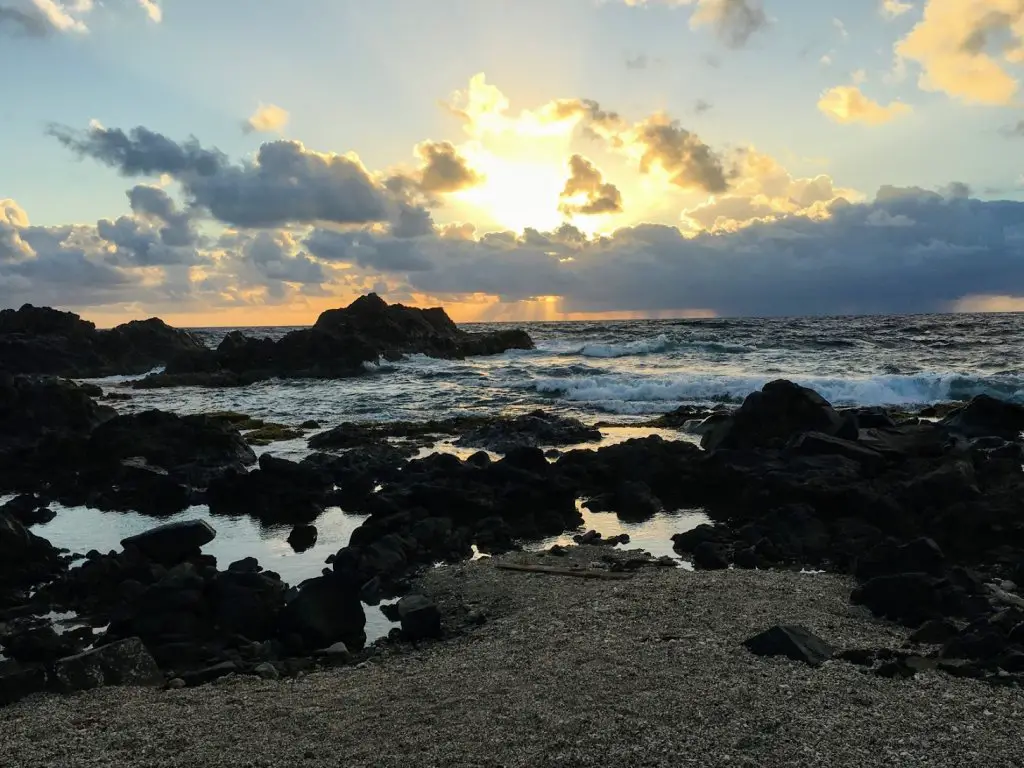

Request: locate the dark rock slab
(744, 625), (835, 667)
(279, 575), (367, 651)
(51, 637), (163, 692)
(121, 520), (216, 565)
(691, 541), (729, 570)
(0, 660), (48, 706)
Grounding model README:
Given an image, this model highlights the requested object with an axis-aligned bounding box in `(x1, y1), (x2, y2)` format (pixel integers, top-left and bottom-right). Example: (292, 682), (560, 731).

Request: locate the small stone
(255, 662), (280, 680)
(167, 678), (186, 689)
(744, 625), (835, 667)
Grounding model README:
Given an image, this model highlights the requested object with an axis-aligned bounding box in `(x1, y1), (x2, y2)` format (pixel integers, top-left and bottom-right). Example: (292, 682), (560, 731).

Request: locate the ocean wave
(553, 334), (753, 359)
(531, 371), (1024, 409)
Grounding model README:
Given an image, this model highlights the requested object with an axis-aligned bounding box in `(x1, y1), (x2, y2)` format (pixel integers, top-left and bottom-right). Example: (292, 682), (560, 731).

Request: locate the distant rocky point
(0, 294), (535, 386)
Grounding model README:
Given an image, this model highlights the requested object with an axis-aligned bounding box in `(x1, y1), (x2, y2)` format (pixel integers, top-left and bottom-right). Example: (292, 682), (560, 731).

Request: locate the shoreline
(2, 547), (1022, 767)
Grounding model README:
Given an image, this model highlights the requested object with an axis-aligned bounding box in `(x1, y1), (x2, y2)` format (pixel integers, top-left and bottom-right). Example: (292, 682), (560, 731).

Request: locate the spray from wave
(531, 371), (1024, 413)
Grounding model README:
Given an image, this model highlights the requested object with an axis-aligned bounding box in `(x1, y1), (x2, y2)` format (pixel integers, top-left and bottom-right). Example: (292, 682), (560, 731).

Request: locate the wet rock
(398, 595), (442, 641)
(702, 380), (845, 452)
(454, 410), (601, 453)
(120, 520), (217, 566)
(0, 495), (56, 527)
(0, 512), (63, 590)
(0, 623), (82, 664)
(613, 481), (663, 522)
(287, 525), (318, 553)
(51, 637), (163, 693)
(940, 395), (1024, 440)
(744, 625), (835, 667)
(788, 432), (885, 467)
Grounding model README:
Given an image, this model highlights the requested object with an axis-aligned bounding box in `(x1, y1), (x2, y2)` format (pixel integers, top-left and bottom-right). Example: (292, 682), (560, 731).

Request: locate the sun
(452, 150), (567, 234)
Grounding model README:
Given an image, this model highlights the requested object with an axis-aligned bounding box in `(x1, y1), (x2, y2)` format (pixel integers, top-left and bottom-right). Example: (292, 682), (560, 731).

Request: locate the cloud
(693, 99), (713, 114)
(243, 103), (290, 135)
(630, 113), (729, 193)
(126, 185), (196, 246)
(96, 215), (201, 267)
(331, 192), (1024, 318)
(1002, 120), (1024, 137)
(896, 0), (1024, 105)
(52, 123), (406, 229)
(818, 85), (913, 125)
(414, 141), (484, 194)
(881, 0), (913, 18)
(0, 0), (160, 37)
(625, 54), (649, 70)
(622, 0), (768, 47)
(559, 155), (624, 216)
(681, 148), (856, 231)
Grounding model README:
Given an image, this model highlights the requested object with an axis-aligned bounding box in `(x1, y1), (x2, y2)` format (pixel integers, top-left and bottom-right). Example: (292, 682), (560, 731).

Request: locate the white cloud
(881, 0), (913, 18)
(896, 0), (1024, 105)
(243, 103), (290, 134)
(818, 85), (913, 125)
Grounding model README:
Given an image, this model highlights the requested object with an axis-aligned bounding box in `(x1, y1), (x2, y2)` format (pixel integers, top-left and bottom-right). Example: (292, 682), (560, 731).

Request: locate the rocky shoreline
(3, 548), (1023, 767)
(3, 298), (1024, 720)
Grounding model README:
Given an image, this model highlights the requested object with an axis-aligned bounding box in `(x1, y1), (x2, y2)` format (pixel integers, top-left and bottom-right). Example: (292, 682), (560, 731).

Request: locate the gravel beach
(2, 548), (1023, 768)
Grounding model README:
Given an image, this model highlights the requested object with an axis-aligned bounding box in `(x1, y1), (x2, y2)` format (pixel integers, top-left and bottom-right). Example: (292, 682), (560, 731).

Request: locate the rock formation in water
(136, 293), (536, 388)
(0, 304), (205, 377)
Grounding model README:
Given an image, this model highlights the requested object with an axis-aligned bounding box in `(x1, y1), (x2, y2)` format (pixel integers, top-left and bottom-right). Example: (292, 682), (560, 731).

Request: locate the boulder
(278, 575), (367, 651)
(0, 512), (62, 589)
(51, 637), (163, 692)
(613, 481), (663, 522)
(909, 619), (960, 645)
(121, 520), (217, 565)
(0, 661), (48, 706)
(702, 380), (845, 452)
(398, 595), (442, 641)
(788, 432), (885, 467)
(850, 573), (948, 625)
(940, 396), (1024, 440)
(743, 625), (835, 666)
(287, 524), (318, 553)
(691, 541), (729, 570)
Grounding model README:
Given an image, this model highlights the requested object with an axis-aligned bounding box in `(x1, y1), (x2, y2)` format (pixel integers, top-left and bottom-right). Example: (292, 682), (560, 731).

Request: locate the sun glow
(452, 148), (568, 234)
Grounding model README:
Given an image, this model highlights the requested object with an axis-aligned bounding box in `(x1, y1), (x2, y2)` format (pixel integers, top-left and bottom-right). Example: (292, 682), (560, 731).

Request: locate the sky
(1, 0), (1023, 326)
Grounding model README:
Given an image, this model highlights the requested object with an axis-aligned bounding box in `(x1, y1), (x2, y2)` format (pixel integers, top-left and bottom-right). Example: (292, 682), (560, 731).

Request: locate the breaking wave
(531, 371), (1024, 412)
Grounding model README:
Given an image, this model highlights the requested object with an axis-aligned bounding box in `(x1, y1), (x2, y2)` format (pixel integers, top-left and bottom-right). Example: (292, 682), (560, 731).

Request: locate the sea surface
(15, 312), (1024, 641)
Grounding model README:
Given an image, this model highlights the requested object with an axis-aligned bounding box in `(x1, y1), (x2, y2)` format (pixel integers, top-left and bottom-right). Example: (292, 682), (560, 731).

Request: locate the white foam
(579, 334), (673, 358)
(532, 371), (1024, 409)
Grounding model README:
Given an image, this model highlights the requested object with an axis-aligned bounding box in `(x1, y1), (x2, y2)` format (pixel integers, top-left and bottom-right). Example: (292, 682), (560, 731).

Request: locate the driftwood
(495, 563), (633, 580)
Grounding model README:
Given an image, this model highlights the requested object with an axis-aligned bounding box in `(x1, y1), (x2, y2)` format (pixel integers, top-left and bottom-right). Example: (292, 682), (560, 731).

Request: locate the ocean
(16, 311), (1024, 640)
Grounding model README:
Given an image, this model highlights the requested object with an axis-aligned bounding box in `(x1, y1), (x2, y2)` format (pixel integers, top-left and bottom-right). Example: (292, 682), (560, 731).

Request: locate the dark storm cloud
(51, 124), (402, 229)
(127, 185), (196, 246)
(329, 193), (1024, 316)
(559, 155), (624, 216)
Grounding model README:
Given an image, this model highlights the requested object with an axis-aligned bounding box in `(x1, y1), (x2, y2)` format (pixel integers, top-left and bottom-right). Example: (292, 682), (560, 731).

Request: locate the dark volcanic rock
(0, 512), (63, 590)
(940, 395), (1024, 440)
(50, 637), (163, 693)
(139, 294), (534, 387)
(702, 380), (845, 452)
(397, 594), (442, 641)
(854, 538), (946, 582)
(120, 520), (217, 566)
(0, 495), (56, 526)
(0, 304), (204, 377)
(279, 575), (367, 652)
(287, 524), (318, 553)
(744, 625), (835, 666)
(454, 410), (601, 453)
(691, 541), (729, 570)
